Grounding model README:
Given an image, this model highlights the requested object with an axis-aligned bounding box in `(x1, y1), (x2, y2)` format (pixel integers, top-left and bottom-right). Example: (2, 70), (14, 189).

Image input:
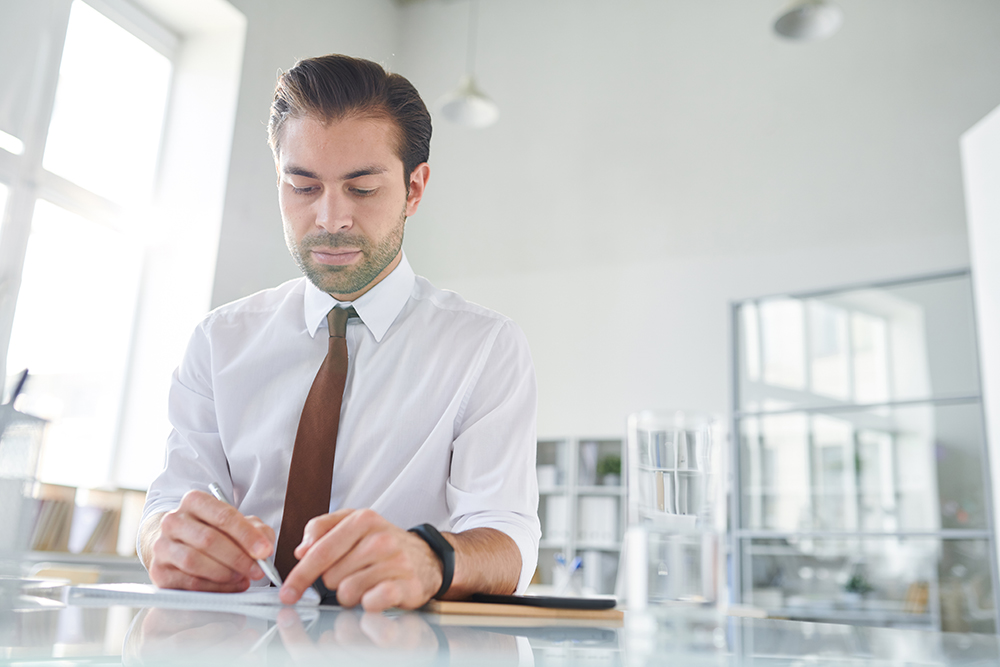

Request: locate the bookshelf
(535, 437), (625, 595)
(19, 483), (147, 560)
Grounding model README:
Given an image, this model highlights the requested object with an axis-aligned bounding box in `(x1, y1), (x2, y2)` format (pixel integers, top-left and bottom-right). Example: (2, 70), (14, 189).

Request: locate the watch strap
(408, 523), (455, 599)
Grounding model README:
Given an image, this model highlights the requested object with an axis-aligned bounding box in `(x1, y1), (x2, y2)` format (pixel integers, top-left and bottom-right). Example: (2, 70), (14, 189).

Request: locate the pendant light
(438, 0), (499, 128)
(774, 0), (844, 41)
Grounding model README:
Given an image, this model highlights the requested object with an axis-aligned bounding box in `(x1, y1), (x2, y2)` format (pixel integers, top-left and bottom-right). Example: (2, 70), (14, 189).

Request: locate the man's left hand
(278, 509), (444, 611)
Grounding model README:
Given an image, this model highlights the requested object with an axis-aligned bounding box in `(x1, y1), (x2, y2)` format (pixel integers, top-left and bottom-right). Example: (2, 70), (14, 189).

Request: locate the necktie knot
(327, 306), (357, 338)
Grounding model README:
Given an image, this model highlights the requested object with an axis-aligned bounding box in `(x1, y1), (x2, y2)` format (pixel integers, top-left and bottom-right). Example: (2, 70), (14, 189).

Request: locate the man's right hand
(142, 490), (275, 592)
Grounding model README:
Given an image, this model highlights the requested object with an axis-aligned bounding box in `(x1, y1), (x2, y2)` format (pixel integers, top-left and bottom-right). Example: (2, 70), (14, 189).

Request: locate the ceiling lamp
(438, 0), (499, 128)
(774, 0), (844, 41)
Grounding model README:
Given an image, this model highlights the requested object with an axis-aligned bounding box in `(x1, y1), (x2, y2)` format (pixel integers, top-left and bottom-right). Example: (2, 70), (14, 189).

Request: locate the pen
(207, 482), (284, 588)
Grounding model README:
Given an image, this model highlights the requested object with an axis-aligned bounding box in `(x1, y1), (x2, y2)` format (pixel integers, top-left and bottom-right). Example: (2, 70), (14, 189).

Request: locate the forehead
(277, 114), (403, 173)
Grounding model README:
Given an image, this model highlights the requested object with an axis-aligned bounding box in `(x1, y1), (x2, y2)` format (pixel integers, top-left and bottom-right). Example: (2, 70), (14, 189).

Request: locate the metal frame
(729, 269), (1000, 630)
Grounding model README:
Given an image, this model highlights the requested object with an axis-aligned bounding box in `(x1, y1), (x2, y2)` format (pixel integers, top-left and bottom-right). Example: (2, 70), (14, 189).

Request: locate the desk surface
(2, 584), (999, 666)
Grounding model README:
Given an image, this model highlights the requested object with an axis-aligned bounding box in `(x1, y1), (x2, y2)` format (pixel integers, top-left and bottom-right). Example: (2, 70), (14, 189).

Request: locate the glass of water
(625, 410), (727, 610)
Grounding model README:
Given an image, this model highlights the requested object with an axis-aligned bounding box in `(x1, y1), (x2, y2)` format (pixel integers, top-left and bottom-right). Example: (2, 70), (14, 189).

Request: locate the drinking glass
(0, 404), (46, 574)
(625, 410), (726, 610)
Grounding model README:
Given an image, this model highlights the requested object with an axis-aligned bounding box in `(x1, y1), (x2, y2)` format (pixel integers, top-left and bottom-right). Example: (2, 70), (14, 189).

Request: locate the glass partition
(737, 274), (981, 412)
(732, 272), (996, 632)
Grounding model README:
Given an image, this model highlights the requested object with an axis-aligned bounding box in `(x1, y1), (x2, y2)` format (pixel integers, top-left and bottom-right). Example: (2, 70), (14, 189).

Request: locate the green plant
(844, 574), (874, 595)
(596, 454), (621, 478)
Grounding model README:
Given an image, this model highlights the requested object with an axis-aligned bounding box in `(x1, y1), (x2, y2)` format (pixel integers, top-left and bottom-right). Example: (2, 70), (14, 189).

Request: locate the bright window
(5, 0), (173, 488)
(8, 200), (143, 486)
(42, 1), (172, 206)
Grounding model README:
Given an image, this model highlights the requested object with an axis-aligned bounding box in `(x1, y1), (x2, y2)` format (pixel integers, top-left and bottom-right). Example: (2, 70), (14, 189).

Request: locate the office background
(2, 0), (1000, 623)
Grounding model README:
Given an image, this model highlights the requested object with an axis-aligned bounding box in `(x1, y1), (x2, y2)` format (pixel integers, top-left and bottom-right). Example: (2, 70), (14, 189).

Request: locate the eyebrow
(282, 164), (389, 181)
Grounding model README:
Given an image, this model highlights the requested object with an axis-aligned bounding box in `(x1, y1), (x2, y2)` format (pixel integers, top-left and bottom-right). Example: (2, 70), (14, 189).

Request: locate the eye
(351, 187), (377, 197)
(285, 180), (318, 195)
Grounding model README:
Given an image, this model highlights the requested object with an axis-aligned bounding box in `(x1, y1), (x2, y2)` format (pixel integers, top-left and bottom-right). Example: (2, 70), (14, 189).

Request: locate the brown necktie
(274, 306), (356, 579)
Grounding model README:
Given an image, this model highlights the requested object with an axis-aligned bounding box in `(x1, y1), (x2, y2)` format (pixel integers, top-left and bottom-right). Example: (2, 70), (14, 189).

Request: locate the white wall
(962, 103), (1000, 556)
(211, 0), (400, 305)
(210, 0), (1000, 439)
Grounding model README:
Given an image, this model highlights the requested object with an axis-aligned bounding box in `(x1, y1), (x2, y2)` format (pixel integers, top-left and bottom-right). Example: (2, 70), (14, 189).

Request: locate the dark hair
(268, 54), (431, 179)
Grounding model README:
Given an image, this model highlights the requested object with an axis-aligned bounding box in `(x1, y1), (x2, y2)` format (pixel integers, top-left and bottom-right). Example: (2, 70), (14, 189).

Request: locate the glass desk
(2, 581), (999, 666)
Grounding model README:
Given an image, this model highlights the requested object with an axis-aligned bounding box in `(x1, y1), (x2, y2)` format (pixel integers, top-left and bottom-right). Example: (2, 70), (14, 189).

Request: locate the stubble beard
(287, 207), (406, 296)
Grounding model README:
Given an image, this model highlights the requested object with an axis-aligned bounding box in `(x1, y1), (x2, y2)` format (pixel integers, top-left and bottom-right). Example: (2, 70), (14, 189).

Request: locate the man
(138, 54), (540, 612)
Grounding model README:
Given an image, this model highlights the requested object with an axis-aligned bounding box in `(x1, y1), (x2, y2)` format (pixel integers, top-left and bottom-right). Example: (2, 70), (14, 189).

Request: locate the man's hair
(268, 54), (431, 179)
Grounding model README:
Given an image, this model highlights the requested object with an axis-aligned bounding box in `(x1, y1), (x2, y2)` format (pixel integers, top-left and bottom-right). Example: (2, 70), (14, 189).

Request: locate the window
(2, 0), (175, 488)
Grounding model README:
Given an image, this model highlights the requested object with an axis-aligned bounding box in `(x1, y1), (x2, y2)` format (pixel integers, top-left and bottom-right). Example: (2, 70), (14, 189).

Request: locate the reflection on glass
(852, 312), (889, 403)
(738, 274), (980, 410)
(741, 302), (761, 383)
(760, 298), (805, 390)
(42, 1), (171, 206)
(743, 537), (995, 633)
(808, 301), (850, 400)
(6, 199), (143, 487)
(741, 403), (988, 533)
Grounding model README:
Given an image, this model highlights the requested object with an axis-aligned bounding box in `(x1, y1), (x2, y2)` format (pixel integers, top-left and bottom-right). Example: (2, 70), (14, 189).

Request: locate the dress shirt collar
(303, 253), (415, 343)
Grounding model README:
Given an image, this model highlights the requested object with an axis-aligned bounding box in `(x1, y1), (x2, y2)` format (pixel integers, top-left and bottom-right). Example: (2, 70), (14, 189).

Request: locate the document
(67, 583), (320, 611)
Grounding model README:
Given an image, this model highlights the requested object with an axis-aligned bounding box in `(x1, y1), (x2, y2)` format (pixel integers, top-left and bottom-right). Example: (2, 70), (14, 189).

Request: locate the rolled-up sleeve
(137, 318), (233, 565)
(447, 319), (541, 593)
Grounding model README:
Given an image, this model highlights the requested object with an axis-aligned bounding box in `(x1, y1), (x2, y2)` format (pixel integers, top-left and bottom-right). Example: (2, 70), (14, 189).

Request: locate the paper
(67, 583), (320, 611)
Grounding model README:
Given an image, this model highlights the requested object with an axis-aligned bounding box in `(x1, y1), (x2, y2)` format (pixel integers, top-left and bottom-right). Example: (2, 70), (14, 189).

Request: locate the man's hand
(279, 509), (443, 611)
(142, 490), (275, 592)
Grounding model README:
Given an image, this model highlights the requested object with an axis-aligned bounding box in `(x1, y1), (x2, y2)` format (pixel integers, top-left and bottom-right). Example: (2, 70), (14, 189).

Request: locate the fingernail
(251, 564), (263, 579)
(254, 540), (271, 558)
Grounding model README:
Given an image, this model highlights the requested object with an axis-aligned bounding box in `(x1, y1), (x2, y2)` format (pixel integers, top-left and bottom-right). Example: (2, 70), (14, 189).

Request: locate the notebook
(66, 583), (321, 612)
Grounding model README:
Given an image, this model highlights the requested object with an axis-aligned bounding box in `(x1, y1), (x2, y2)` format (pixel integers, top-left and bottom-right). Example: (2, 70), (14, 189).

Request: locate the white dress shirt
(142, 254), (540, 591)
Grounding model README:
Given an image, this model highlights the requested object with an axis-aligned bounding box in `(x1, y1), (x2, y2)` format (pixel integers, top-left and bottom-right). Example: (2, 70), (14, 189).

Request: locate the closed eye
(351, 187), (377, 197)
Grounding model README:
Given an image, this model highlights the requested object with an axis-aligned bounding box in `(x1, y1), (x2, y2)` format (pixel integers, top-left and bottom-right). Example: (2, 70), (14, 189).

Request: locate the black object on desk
(468, 593), (616, 610)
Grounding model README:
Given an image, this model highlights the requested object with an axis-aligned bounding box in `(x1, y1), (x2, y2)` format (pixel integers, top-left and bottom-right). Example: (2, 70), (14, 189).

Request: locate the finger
(246, 516), (276, 546)
(149, 563), (251, 592)
(295, 509), (354, 556)
(180, 490), (274, 559)
(160, 511), (263, 580)
(358, 608), (437, 650)
(359, 577), (407, 613)
(276, 608), (326, 664)
(281, 511), (378, 604)
(336, 558), (422, 610)
(318, 529), (403, 596)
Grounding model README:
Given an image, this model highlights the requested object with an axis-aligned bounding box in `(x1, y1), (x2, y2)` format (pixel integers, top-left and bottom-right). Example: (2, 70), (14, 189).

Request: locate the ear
(405, 163), (430, 217)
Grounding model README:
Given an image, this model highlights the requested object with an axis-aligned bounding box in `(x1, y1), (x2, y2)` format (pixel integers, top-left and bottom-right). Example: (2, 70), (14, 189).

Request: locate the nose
(315, 189), (353, 234)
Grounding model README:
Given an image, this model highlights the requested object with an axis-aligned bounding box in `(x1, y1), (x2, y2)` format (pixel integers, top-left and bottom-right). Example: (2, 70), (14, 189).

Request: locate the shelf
(536, 437), (625, 595)
(575, 486), (624, 496)
(575, 541), (622, 552)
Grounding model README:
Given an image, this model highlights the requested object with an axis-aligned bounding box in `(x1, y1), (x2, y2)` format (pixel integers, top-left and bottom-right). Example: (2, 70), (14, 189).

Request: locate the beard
(286, 207), (406, 296)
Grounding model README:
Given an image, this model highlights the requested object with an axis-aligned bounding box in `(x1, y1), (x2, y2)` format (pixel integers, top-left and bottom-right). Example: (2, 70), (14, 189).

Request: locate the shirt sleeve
(136, 317), (234, 566)
(446, 319), (541, 594)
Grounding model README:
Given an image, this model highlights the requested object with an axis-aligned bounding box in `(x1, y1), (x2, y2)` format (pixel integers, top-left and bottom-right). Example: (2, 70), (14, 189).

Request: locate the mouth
(310, 248), (362, 266)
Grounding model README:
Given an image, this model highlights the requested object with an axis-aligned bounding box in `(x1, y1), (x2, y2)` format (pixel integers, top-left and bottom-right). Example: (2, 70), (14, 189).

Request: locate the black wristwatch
(408, 523), (455, 599)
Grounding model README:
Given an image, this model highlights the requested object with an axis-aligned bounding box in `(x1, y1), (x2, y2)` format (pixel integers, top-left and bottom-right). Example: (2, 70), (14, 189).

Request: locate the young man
(138, 55), (540, 611)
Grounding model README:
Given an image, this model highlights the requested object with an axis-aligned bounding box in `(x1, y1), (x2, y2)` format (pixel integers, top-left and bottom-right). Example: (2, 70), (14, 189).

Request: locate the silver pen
(208, 482), (284, 588)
